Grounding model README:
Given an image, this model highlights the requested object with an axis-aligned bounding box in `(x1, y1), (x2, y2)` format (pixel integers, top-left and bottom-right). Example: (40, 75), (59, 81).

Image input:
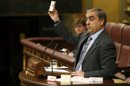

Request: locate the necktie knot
(88, 37), (92, 41)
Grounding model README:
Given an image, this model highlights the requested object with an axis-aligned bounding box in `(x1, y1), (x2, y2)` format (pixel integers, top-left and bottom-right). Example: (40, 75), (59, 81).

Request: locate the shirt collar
(90, 29), (104, 41)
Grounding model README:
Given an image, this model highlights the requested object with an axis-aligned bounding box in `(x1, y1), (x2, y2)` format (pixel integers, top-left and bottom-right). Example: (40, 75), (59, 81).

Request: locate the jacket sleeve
(53, 21), (79, 44)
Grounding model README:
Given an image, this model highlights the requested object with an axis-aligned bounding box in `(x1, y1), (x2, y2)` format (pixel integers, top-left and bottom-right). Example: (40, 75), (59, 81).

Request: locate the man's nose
(86, 20), (90, 25)
(86, 21), (90, 26)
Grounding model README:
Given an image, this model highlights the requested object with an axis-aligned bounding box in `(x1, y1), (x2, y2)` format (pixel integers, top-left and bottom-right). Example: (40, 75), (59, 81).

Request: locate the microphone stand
(51, 43), (58, 76)
(37, 40), (54, 79)
(41, 40), (54, 62)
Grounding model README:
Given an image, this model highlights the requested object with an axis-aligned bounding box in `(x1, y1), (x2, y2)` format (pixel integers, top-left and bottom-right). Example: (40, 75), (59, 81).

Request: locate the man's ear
(100, 19), (104, 26)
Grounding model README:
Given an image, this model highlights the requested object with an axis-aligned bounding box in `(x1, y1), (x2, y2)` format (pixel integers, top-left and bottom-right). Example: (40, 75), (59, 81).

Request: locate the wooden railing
(21, 37), (75, 72)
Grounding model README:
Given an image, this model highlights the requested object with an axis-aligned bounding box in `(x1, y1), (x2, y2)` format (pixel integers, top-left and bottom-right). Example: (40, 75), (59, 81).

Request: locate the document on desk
(44, 67), (70, 73)
(71, 76), (103, 84)
(113, 79), (127, 83)
(56, 76), (103, 84)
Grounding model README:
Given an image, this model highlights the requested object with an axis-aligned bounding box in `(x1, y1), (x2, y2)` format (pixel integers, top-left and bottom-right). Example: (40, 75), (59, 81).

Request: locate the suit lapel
(75, 33), (90, 61)
(83, 39), (100, 61)
(83, 30), (105, 61)
(78, 34), (89, 48)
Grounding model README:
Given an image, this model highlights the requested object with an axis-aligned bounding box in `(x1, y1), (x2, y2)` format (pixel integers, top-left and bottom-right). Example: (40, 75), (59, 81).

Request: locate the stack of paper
(113, 79), (127, 83)
(45, 67), (69, 73)
(71, 76), (103, 84)
(56, 76), (103, 84)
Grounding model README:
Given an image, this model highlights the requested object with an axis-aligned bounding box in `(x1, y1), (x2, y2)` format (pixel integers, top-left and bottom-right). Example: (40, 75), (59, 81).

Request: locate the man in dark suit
(48, 8), (117, 79)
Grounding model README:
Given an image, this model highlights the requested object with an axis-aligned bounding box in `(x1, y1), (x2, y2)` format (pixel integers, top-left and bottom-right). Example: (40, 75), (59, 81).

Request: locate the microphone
(41, 39), (54, 62)
(37, 39), (54, 79)
(51, 43), (58, 76)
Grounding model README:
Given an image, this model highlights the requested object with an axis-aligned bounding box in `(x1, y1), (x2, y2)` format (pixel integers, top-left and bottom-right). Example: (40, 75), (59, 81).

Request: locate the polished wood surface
(19, 71), (129, 86)
(21, 37), (75, 71)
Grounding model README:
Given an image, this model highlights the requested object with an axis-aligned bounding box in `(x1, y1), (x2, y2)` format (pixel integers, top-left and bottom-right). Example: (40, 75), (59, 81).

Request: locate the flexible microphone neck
(41, 40), (54, 61)
(37, 39), (54, 79)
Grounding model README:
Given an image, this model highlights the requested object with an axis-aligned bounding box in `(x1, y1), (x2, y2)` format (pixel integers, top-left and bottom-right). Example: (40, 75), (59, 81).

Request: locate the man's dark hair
(87, 8), (107, 26)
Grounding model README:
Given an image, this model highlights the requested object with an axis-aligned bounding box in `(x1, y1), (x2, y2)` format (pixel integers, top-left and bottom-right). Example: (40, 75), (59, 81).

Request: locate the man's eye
(89, 17), (95, 21)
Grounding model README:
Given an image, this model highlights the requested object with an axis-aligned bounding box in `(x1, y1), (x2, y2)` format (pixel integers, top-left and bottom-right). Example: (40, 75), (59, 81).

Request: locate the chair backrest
(105, 23), (113, 37)
(118, 26), (130, 67)
(105, 23), (125, 63)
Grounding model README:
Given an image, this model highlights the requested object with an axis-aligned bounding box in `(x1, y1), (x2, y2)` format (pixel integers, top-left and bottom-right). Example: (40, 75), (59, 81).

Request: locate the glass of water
(50, 59), (57, 68)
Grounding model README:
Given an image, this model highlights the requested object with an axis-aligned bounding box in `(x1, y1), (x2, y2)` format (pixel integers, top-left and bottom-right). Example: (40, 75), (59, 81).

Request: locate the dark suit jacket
(53, 21), (117, 79)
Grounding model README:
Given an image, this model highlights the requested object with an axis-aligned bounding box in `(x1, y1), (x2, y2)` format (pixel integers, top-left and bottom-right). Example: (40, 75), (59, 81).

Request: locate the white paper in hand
(48, 1), (56, 12)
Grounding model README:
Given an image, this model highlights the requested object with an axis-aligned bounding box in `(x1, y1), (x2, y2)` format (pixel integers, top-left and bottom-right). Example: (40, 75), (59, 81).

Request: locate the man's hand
(71, 71), (84, 77)
(48, 9), (60, 23)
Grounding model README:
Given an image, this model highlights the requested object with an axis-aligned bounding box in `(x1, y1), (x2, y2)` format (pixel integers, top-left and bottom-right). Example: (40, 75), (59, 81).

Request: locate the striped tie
(75, 37), (92, 70)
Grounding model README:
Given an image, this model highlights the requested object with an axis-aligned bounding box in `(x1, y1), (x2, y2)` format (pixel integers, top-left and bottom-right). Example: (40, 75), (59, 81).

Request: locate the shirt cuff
(54, 20), (61, 26)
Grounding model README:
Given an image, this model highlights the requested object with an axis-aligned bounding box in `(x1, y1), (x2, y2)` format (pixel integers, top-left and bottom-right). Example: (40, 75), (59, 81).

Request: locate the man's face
(86, 11), (104, 33)
(74, 24), (86, 35)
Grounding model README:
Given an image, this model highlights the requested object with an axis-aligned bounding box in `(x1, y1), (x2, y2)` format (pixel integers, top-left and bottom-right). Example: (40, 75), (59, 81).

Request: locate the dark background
(0, 0), (81, 15)
(0, 0), (81, 86)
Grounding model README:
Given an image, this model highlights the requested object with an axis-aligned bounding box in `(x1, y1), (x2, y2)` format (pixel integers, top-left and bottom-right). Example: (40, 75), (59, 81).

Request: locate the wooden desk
(19, 71), (129, 86)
